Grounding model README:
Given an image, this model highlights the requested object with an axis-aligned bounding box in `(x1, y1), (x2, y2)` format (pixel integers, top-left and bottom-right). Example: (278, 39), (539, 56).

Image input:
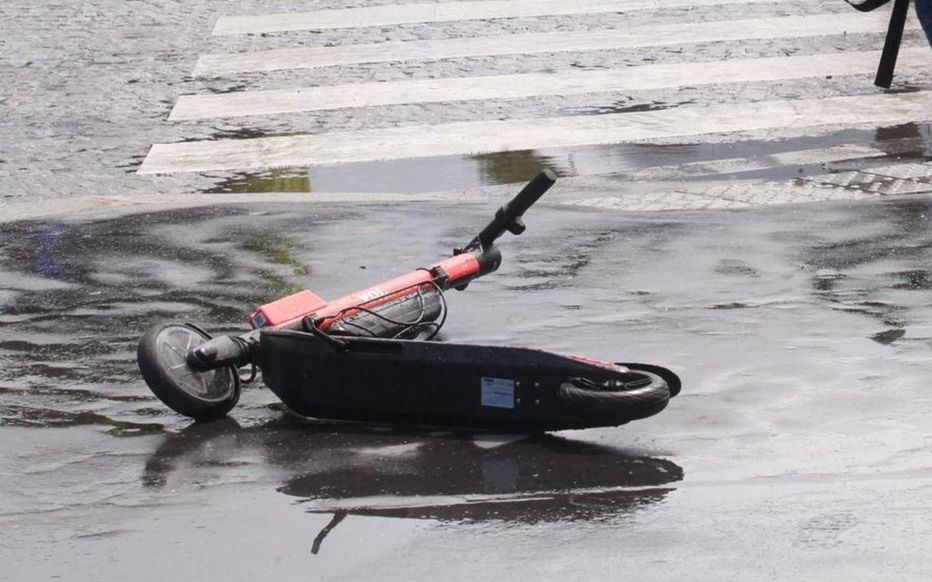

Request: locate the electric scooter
(137, 171), (680, 431)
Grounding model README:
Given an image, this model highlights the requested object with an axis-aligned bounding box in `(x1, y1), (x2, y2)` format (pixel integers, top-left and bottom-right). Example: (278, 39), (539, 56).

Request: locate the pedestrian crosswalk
(194, 13), (886, 75)
(172, 48), (930, 121)
(142, 90), (932, 173)
(211, 0), (776, 36)
(141, 0), (932, 207)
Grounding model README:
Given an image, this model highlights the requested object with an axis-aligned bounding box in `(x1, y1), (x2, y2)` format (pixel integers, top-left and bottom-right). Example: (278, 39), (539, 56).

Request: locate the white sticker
(481, 377), (515, 409)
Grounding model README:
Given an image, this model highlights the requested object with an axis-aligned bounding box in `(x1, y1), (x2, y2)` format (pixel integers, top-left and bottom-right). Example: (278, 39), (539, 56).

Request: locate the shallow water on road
(3, 198), (932, 580)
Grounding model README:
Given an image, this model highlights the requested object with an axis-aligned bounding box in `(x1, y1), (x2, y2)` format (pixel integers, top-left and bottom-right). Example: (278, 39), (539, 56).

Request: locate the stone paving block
(802, 171), (932, 196)
(630, 190), (744, 210)
(788, 182), (873, 201)
(862, 163), (932, 182)
(802, 170), (893, 192)
(872, 179), (932, 196)
(559, 189), (750, 211)
(678, 182), (786, 205)
(561, 175), (893, 212)
(674, 180), (873, 206)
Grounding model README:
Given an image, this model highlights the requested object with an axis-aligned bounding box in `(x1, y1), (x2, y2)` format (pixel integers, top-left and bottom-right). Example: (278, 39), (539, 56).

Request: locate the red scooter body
(248, 248), (496, 334)
(246, 169), (557, 337)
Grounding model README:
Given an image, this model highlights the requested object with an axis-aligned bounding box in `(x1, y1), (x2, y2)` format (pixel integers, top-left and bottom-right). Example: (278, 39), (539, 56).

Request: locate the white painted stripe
(194, 12), (892, 75)
(213, 0), (775, 36)
(140, 91), (932, 175)
(173, 48), (930, 120)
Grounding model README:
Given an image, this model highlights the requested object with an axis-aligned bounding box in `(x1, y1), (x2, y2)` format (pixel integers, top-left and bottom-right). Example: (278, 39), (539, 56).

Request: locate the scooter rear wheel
(137, 323), (240, 421)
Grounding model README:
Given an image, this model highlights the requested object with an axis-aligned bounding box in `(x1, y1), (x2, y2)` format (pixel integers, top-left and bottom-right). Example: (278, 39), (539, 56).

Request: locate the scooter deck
(259, 330), (678, 432)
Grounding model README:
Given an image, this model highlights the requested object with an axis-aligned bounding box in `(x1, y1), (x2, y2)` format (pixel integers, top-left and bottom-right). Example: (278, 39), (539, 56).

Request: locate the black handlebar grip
(474, 170), (557, 249)
(507, 169), (557, 217)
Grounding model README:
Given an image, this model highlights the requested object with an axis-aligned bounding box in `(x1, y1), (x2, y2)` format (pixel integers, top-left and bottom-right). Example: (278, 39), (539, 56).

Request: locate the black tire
(137, 323), (240, 421)
(619, 362), (682, 397)
(557, 366), (672, 425)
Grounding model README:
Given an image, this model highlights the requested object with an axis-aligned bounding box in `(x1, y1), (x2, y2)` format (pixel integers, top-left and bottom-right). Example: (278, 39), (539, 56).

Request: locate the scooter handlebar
(506, 168), (557, 217)
(472, 169), (556, 250)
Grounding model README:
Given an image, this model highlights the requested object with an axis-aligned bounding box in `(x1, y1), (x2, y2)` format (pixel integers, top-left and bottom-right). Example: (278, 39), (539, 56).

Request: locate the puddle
(201, 149), (571, 195)
(0, 404), (163, 436)
(205, 169), (312, 194)
(0, 207), (368, 429)
(795, 198), (932, 329)
(873, 122), (932, 156)
(193, 123), (932, 196)
(870, 328), (905, 345)
(892, 269), (932, 290)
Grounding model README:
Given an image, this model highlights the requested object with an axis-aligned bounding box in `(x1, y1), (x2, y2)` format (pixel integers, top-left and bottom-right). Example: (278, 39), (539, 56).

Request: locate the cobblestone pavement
(2, 0), (932, 219)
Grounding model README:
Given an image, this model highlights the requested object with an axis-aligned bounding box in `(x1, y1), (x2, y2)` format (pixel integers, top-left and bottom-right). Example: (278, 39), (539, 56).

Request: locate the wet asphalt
(3, 0), (932, 579)
(3, 196), (932, 580)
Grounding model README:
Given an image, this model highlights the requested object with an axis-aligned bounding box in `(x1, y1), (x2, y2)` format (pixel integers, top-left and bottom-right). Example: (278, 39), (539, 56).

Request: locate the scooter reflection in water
(143, 418), (684, 554)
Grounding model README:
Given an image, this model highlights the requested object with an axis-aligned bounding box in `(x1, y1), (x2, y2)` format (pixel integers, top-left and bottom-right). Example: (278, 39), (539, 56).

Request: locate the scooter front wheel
(556, 364), (678, 425)
(137, 323), (240, 421)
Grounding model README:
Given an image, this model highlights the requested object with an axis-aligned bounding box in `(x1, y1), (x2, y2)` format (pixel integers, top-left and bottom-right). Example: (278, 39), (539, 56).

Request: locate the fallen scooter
(137, 171), (680, 431)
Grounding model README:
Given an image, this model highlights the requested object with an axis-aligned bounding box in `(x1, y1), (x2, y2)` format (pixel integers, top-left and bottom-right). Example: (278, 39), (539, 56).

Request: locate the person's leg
(916, 0), (932, 47)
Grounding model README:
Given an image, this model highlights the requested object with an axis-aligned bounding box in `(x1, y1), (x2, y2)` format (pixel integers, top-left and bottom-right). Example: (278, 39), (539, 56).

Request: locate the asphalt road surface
(2, 1), (932, 581)
(4, 197), (932, 580)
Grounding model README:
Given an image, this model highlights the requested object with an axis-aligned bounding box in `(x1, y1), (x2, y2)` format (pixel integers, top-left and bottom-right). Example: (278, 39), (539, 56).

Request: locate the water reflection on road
(143, 418), (682, 554)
